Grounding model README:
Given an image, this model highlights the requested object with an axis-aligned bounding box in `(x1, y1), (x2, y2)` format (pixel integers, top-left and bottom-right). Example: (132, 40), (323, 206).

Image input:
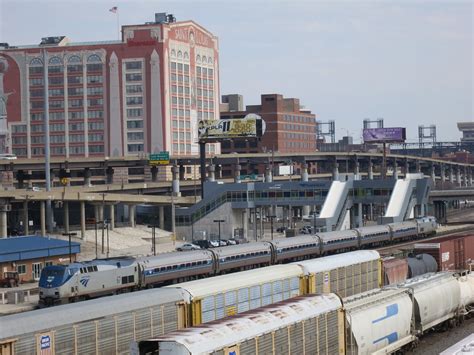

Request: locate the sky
(0, 0), (472, 143)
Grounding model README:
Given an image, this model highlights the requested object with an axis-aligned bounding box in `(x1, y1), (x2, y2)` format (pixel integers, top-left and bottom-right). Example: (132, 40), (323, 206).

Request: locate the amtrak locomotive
(39, 217), (437, 306)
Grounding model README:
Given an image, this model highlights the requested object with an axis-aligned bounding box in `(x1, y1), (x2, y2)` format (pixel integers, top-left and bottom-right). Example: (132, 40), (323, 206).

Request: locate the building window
(13, 148), (27, 156)
(68, 76), (83, 84)
(49, 77), (64, 85)
(29, 78), (44, 86)
(88, 122), (104, 130)
(68, 87), (83, 96)
(50, 135), (65, 143)
(69, 134), (85, 142)
(126, 85), (142, 94)
(125, 61), (142, 70)
(70, 146), (85, 154)
(12, 125), (27, 133)
(126, 73), (142, 82)
(87, 98), (103, 107)
(69, 122), (84, 131)
(127, 132), (144, 141)
(67, 64), (82, 73)
(69, 111), (84, 120)
(30, 89), (44, 98)
(49, 89), (64, 97)
(30, 101), (44, 109)
(87, 75), (102, 84)
(50, 112), (65, 120)
(88, 133), (104, 142)
(126, 97), (143, 105)
(127, 143), (144, 152)
(89, 145), (104, 153)
(88, 110), (103, 119)
(12, 136), (27, 145)
(29, 67), (43, 75)
(87, 54), (102, 63)
(87, 63), (102, 72)
(32, 147), (45, 155)
(17, 265), (26, 274)
(51, 123), (65, 132)
(126, 120), (143, 129)
(48, 66), (63, 74)
(87, 87), (103, 96)
(68, 99), (83, 108)
(127, 108), (142, 118)
(50, 100), (64, 109)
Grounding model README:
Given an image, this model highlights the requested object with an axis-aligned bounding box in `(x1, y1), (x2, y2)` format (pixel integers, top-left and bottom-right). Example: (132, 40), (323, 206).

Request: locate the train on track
(137, 272), (474, 355)
(39, 217), (437, 306)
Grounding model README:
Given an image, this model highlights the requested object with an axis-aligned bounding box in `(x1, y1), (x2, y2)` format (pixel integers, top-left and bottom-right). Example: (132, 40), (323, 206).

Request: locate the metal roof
(166, 264), (303, 298)
(0, 236), (80, 263)
(147, 294), (342, 354)
(294, 250), (380, 274)
(0, 287), (189, 340)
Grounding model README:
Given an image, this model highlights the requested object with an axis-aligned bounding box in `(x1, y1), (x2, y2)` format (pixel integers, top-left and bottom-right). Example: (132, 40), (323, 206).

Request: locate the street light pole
(213, 219), (224, 243)
(62, 232), (77, 264)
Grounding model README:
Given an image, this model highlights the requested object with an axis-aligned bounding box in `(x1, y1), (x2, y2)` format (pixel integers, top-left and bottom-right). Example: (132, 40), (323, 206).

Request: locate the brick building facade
(0, 13), (220, 161)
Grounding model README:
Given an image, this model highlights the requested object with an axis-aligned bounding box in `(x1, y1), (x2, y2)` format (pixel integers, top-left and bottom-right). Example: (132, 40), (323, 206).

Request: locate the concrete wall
(176, 202), (243, 241)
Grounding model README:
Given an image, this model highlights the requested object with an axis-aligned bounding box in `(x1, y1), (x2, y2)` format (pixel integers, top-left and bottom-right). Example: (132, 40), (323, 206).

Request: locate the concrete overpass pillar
(0, 211), (6, 238)
(63, 202), (70, 234)
(301, 163), (310, 216)
(179, 165), (186, 181)
(265, 164), (273, 183)
(159, 206), (165, 229)
(17, 170), (25, 189)
(456, 166), (462, 187)
(207, 164), (215, 182)
(40, 201), (46, 237)
(449, 166), (455, 184)
(393, 159), (399, 180)
(80, 201), (86, 239)
(469, 168), (473, 186)
(84, 168), (91, 186)
(151, 166), (158, 182)
(464, 166), (469, 187)
(172, 165), (181, 196)
(129, 205), (136, 228)
(332, 158), (339, 181)
(106, 167), (114, 184)
(430, 163), (436, 187)
(440, 164), (446, 185)
(215, 164), (222, 179)
(234, 164), (242, 183)
(23, 200), (29, 236)
(404, 159), (410, 177)
(415, 160), (421, 174)
(368, 159), (373, 180)
(242, 209), (248, 240)
(354, 158), (360, 180)
(109, 204), (115, 230)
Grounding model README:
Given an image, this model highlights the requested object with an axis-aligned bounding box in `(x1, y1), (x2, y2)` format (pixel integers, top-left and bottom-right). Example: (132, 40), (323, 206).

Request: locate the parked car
(299, 225), (313, 234)
(208, 240), (220, 248)
(213, 240), (228, 246)
(226, 239), (238, 245)
(276, 226), (288, 233)
(176, 243), (201, 251)
(193, 240), (212, 249)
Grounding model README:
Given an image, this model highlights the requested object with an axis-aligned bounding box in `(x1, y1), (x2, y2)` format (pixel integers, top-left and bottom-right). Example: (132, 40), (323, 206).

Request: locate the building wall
(0, 17), (220, 160)
(0, 253), (77, 282)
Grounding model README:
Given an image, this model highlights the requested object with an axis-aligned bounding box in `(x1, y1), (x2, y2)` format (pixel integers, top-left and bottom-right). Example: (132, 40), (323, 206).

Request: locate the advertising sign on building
(198, 114), (265, 140)
(363, 127), (406, 143)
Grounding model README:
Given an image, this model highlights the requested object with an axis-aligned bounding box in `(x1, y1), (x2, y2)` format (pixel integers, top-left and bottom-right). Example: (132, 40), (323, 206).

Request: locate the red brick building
(0, 13), (220, 160)
(220, 94), (317, 154)
(220, 94), (318, 176)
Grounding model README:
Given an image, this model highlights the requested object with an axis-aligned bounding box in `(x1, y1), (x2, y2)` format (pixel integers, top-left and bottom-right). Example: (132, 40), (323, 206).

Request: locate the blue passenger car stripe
(372, 303), (398, 323)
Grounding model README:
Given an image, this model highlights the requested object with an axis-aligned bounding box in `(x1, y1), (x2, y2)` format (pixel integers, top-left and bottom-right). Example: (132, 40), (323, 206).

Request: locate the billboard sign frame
(363, 127), (406, 143)
(198, 114), (265, 141)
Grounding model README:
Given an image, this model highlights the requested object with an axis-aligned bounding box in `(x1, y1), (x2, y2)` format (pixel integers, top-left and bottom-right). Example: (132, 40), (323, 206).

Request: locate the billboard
(363, 127), (406, 143)
(198, 114), (265, 140)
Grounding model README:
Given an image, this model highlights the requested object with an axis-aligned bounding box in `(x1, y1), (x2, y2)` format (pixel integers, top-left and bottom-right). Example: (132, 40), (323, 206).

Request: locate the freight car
(135, 272), (474, 355)
(135, 294), (345, 355)
(38, 217), (437, 306)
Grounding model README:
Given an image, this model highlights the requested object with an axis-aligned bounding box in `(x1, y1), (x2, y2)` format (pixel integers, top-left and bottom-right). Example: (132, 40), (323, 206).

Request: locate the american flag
(109, 6), (118, 13)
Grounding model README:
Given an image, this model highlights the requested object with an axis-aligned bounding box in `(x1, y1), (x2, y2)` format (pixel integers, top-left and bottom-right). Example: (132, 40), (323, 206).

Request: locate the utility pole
(213, 219), (224, 243)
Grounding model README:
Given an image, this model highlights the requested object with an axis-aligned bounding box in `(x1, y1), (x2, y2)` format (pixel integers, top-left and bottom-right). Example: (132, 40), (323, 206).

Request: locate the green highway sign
(149, 151), (170, 166)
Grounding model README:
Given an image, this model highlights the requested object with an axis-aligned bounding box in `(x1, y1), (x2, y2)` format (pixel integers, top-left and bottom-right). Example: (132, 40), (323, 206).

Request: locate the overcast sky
(1, 0), (472, 143)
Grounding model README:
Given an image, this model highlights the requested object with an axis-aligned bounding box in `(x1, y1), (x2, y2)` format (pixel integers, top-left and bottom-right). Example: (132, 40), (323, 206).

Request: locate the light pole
(62, 232), (77, 264)
(313, 209), (317, 235)
(147, 215), (158, 256)
(268, 215), (276, 241)
(213, 219), (225, 243)
(101, 193), (106, 254)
